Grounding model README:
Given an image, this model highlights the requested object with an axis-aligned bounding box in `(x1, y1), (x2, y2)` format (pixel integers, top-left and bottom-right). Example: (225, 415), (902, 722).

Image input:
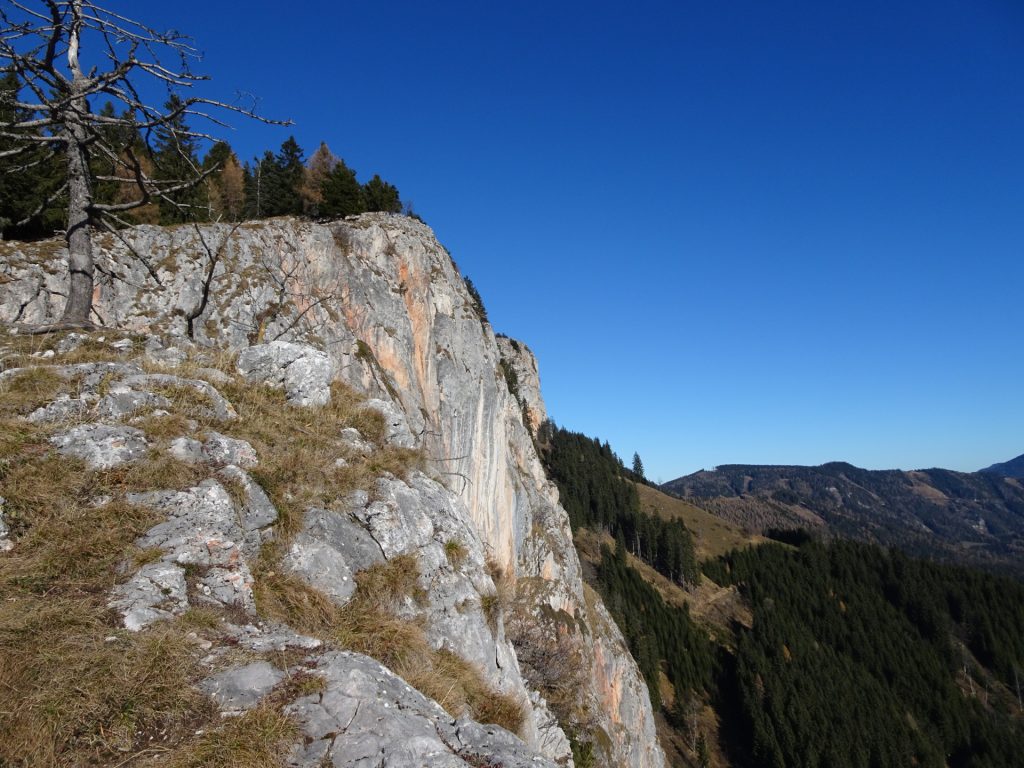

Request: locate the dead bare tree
(0, 0), (288, 329)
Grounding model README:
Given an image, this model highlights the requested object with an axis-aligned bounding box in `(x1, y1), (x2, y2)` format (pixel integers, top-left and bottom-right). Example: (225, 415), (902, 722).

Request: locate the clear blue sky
(114, 0), (1022, 481)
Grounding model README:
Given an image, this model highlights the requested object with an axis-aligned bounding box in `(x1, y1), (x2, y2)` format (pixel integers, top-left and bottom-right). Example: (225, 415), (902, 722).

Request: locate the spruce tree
(632, 452), (645, 480)
(322, 159), (366, 217)
(152, 95), (207, 223)
(363, 173), (402, 213)
(263, 136), (305, 216)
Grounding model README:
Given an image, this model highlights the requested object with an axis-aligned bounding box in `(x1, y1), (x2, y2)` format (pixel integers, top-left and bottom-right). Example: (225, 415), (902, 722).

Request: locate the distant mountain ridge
(981, 452), (1024, 479)
(662, 460), (1024, 575)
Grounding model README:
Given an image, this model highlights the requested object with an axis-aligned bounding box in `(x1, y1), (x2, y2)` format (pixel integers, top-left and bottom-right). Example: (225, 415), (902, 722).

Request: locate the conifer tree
(261, 136), (305, 216)
(363, 173), (402, 213)
(632, 452), (645, 480)
(152, 95), (207, 224)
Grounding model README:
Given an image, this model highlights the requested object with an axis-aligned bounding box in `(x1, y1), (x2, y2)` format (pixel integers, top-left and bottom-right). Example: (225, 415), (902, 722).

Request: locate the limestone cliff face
(495, 336), (546, 435)
(0, 214), (665, 768)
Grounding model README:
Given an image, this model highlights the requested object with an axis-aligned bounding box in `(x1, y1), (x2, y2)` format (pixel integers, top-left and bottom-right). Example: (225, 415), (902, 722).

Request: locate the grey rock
(95, 390), (171, 420)
(529, 691), (573, 766)
(225, 620), (322, 653)
(0, 496), (11, 552)
(27, 397), (89, 423)
(496, 336), (547, 434)
(452, 718), (558, 768)
(285, 651), (556, 768)
(168, 436), (204, 463)
(194, 367), (233, 386)
(338, 427), (372, 455)
(218, 465), (279, 531)
(123, 480), (259, 617)
(109, 338), (134, 352)
(145, 345), (188, 367)
(108, 561), (188, 631)
(361, 398), (416, 448)
(0, 361), (143, 390)
(283, 508), (384, 606)
(237, 341), (336, 407)
(201, 431), (258, 468)
(50, 424), (149, 469)
(130, 481), (252, 561)
(200, 661), (284, 713)
(56, 332), (89, 354)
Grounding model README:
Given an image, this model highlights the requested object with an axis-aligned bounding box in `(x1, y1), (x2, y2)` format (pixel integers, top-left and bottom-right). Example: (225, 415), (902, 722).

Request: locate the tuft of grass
(0, 417), (46, 468)
(484, 556), (513, 622)
(0, 366), (64, 418)
(135, 411), (197, 442)
(352, 553), (422, 607)
(95, 451), (209, 496)
(163, 703), (298, 768)
(149, 382), (222, 422)
(444, 538), (467, 567)
(177, 606), (224, 632)
(480, 592), (502, 631)
(408, 648), (526, 735)
(132, 545), (166, 568)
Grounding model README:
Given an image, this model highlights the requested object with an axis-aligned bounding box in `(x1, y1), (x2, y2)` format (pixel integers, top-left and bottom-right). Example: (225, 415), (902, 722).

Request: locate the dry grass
(480, 592), (501, 631)
(0, 416), (46, 462)
(0, 448), (213, 765)
(160, 703), (297, 768)
(0, 329), (138, 368)
(95, 452), (210, 497)
(409, 648), (526, 734)
(134, 411), (198, 441)
(0, 366), (63, 418)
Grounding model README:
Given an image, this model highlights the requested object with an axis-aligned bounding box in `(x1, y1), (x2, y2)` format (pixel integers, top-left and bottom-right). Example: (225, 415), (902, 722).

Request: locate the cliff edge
(0, 214), (664, 767)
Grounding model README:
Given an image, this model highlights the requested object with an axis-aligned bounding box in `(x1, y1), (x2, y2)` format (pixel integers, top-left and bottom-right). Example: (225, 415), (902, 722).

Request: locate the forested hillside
(662, 462), (1024, 576)
(982, 453), (1024, 479)
(541, 428), (1024, 767)
(707, 539), (1024, 767)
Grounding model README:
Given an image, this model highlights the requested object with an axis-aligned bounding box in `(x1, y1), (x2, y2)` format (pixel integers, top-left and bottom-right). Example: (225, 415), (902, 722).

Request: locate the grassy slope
(634, 482), (763, 560)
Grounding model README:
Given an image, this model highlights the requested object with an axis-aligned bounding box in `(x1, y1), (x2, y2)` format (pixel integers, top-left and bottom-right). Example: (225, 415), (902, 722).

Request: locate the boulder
(236, 341), (335, 407)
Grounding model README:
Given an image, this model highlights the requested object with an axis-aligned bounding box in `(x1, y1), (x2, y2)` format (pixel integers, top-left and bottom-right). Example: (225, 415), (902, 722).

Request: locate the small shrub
(444, 538), (467, 567)
(480, 592), (502, 631)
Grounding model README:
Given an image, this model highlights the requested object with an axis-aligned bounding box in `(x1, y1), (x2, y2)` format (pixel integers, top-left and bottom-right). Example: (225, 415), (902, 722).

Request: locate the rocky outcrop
(0, 214), (666, 767)
(496, 335), (547, 434)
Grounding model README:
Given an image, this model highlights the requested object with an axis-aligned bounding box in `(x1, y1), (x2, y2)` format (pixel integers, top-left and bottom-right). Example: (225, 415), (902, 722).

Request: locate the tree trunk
(59, 104), (94, 327)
